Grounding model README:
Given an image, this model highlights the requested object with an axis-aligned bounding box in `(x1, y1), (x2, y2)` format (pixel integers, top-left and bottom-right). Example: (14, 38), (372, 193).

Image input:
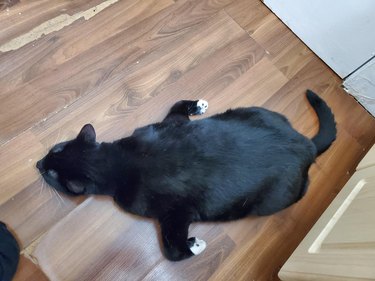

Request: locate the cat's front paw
(196, 100), (208, 115)
(187, 237), (207, 255)
(188, 100), (208, 116)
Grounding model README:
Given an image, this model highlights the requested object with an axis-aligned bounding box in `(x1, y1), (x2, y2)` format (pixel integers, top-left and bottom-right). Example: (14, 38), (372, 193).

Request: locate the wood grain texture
(0, 131), (43, 205)
(13, 255), (49, 281)
(0, 179), (83, 247)
(0, 0), (374, 280)
(34, 198), (235, 281)
(0, 0), (105, 45)
(279, 164), (375, 280)
(226, 0), (315, 79)
(0, 0), (175, 144)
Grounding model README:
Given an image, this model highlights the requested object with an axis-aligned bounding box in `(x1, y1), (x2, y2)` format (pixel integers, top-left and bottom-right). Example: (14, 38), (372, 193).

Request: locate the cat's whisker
(52, 188), (64, 207)
(38, 178), (44, 196)
(55, 190), (66, 207)
(57, 193), (63, 208)
(38, 179), (42, 196)
(47, 184), (53, 199)
(51, 189), (62, 208)
(43, 180), (47, 194)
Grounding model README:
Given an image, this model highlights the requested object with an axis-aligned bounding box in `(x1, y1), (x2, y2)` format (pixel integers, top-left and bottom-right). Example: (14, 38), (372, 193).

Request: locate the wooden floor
(0, 0), (374, 280)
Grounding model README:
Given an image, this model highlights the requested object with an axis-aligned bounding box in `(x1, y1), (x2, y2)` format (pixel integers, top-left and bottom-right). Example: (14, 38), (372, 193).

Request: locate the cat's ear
(77, 124), (96, 144)
(66, 180), (85, 194)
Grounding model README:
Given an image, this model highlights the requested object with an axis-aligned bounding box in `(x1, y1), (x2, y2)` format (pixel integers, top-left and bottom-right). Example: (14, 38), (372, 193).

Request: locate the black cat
(36, 90), (336, 261)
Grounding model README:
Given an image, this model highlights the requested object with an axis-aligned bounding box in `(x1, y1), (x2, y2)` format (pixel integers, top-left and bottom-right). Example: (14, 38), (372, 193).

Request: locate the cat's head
(36, 124), (100, 196)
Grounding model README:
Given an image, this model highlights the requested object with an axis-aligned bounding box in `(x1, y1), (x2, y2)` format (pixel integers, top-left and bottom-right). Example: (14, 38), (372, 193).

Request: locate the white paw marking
(197, 99), (208, 114)
(189, 238), (207, 255)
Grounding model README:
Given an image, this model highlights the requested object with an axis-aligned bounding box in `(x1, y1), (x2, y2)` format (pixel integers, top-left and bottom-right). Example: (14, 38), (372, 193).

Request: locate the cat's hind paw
(188, 237), (207, 255)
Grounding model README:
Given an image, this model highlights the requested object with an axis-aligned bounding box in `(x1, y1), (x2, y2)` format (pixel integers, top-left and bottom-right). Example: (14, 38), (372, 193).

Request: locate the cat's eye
(52, 145), (64, 153)
(47, 169), (58, 178)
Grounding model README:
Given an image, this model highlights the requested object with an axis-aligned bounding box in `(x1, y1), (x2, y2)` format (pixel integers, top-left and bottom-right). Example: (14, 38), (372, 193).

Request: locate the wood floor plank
(262, 56), (375, 150)
(262, 57), (339, 127)
(0, 0), (173, 92)
(0, 179), (83, 247)
(204, 57), (288, 114)
(13, 255), (49, 281)
(1, 0), (235, 90)
(0, 0), (105, 45)
(0, 0), (235, 145)
(225, 0), (271, 35)
(33, 198), (164, 281)
(0, 0), (174, 144)
(127, 33), (265, 129)
(319, 84), (375, 149)
(0, 131), (43, 205)
(30, 12), (260, 144)
(33, 197), (236, 281)
(226, 0), (315, 79)
(270, 36), (314, 80)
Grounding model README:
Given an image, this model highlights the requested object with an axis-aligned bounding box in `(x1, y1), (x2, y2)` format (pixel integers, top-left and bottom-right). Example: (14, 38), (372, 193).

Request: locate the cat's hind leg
(159, 212), (206, 261)
(163, 100), (208, 122)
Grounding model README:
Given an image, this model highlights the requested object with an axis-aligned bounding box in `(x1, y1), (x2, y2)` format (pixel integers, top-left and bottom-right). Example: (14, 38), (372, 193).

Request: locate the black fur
(36, 90), (336, 261)
(0, 222), (20, 281)
(306, 90), (336, 155)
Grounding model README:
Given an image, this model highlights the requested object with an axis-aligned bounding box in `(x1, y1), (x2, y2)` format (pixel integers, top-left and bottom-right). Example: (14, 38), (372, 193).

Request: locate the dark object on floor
(0, 0), (20, 11)
(0, 221), (20, 281)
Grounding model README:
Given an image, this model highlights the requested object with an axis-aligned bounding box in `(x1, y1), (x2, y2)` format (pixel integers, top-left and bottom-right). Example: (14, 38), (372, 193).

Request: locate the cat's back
(190, 107), (309, 148)
(129, 106), (316, 217)
(133, 106), (315, 164)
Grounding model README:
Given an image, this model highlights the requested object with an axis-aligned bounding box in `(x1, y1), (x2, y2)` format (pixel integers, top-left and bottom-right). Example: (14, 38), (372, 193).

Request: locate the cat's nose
(36, 160), (43, 170)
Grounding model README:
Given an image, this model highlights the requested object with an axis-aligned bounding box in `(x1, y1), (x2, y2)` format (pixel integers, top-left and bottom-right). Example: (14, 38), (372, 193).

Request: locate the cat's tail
(306, 90), (337, 155)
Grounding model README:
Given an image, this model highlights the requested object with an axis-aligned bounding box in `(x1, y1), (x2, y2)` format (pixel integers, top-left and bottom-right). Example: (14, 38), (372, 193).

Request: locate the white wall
(264, 0), (375, 78)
